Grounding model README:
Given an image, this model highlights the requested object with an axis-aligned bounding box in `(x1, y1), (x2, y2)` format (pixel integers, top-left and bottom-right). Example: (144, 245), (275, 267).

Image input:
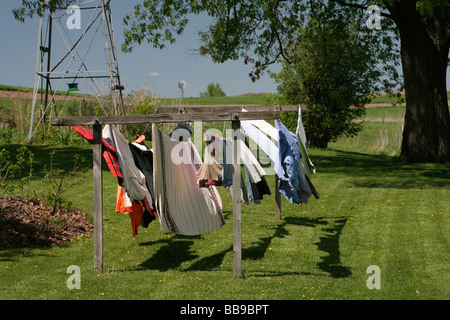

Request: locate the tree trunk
(387, 1), (450, 163)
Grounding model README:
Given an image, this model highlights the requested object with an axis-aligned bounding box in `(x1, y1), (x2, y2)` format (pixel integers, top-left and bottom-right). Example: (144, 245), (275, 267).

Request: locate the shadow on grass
(315, 217), (351, 278)
(134, 216), (351, 279)
(313, 149), (450, 189)
(243, 221), (290, 261)
(137, 234), (201, 272)
(120, 149), (446, 276)
(284, 216), (351, 279)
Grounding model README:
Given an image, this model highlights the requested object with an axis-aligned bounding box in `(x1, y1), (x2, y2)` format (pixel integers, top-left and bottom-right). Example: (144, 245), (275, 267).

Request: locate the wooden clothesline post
(92, 123), (103, 274)
(275, 175), (281, 220)
(274, 120), (282, 220)
(232, 119), (242, 278)
(51, 104), (303, 277)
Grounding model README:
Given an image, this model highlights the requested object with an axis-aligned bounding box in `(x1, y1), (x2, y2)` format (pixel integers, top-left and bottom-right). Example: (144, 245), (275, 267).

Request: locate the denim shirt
(275, 120), (303, 204)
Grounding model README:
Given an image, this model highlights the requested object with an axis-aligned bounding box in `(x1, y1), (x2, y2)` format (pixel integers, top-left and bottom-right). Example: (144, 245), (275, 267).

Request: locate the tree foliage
(120, 1), (401, 89)
(272, 7), (383, 148)
(12, 0), (71, 22)
(200, 82), (226, 98)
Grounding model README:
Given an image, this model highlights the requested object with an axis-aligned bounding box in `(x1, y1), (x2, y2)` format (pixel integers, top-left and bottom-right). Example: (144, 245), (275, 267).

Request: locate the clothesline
(73, 113), (318, 234)
(51, 104), (315, 278)
(51, 105), (305, 126)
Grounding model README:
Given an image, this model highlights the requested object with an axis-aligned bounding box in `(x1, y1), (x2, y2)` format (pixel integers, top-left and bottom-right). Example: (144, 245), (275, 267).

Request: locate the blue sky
(1, 1), (448, 99)
(0, 0), (281, 98)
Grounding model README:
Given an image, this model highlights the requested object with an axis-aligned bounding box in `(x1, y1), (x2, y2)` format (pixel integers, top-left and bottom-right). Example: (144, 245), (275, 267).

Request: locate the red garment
(72, 125), (123, 184)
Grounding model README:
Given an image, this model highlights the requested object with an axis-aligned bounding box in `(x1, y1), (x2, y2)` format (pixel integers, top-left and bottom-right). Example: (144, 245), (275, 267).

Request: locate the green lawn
(0, 106), (448, 300)
(158, 93), (271, 106)
(158, 91), (450, 106)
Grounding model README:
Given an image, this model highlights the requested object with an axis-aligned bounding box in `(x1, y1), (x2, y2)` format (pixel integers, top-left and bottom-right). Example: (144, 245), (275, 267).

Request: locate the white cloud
(149, 72), (160, 76)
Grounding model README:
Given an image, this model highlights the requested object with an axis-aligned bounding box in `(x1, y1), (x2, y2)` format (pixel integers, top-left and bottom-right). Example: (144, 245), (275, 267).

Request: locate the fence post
(232, 119), (242, 278)
(274, 120), (281, 219)
(275, 175), (282, 220)
(93, 123), (103, 273)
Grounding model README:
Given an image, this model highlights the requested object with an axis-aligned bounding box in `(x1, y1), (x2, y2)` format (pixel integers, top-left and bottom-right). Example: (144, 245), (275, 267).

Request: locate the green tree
(272, 10), (382, 148)
(13, 1), (450, 162)
(200, 82), (226, 98)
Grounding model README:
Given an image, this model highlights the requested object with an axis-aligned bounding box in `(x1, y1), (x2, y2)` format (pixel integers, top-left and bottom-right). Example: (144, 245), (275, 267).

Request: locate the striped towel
(152, 125), (225, 236)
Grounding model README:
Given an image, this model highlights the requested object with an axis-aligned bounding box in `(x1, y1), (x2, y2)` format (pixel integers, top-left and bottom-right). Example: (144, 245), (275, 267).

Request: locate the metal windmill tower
(178, 80), (191, 98)
(178, 80), (187, 98)
(28, 0), (125, 142)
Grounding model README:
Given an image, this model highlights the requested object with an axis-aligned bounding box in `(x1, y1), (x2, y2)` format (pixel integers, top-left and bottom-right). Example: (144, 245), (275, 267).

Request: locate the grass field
(153, 91), (449, 106)
(0, 105), (448, 301)
(2, 83), (449, 106)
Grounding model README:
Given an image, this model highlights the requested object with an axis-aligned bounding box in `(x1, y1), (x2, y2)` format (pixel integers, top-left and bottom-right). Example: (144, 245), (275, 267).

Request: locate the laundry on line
(72, 110), (318, 237)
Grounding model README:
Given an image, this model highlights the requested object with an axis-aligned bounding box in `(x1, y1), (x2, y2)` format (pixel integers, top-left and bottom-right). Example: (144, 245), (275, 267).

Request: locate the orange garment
(134, 135), (146, 144)
(128, 201), (144, 237)
(116, 185), (132, 214)
(116, 185), (144, 237)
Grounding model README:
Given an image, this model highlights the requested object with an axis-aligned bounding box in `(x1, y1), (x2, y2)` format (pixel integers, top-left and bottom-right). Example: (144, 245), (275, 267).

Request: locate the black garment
(256, 176), (271, 199)
(243, 137), (271, 204)
(170, 122), (192, 142)
(248, 175), (271, 204)
(305, 174), (320, 199)
(129, 142), (155, 209)
(222, 138), (249, 205)
(142, 207), (156, 228)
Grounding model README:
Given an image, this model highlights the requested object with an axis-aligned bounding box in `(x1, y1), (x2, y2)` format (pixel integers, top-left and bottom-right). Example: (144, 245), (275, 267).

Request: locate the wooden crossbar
(51, 105), (302, 126)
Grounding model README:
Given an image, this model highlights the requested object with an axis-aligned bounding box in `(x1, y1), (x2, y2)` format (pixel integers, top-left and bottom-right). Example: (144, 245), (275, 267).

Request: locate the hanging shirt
(72, 125), (123, 184)
(244, 165), (271, 205)
(275, 120), (303, 204)
(241, 109), (278, 167)
(241, 121), (278, 164)
(294, 108), (319, 200)
(197, 147), (223, 188)
(243, 137), (271, 205)
(222, 138), (249, 205)
(276, 120), (314, 204)
(295, 107), (316, 178)
(242, 119), (278, 141)
(116, 185), (144, 237)
(129, 139), (157, 211)
(152, 124), (225, 236)
(116, 185), (155, 237)
(102, 125), (154, 210)
(197, 133), (223, 188)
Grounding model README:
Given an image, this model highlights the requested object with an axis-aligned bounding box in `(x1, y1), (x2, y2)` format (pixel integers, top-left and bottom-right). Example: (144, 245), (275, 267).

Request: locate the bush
(271, 12), (383, 148)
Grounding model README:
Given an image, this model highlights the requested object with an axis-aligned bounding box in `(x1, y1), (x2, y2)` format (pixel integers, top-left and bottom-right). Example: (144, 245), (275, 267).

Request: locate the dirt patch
(0, 197), (93, 249)
(0, 90), (88, 102)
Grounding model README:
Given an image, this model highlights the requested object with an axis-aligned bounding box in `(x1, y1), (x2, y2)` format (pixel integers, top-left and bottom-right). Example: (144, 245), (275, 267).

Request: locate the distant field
(0, 84), (90, 98)
(159, 94), (272, 106)
(4, 84), (448, 106)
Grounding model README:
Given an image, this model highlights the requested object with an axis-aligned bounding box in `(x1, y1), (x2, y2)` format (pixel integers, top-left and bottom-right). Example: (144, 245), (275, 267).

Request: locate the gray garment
(222, 138), (249, 205)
